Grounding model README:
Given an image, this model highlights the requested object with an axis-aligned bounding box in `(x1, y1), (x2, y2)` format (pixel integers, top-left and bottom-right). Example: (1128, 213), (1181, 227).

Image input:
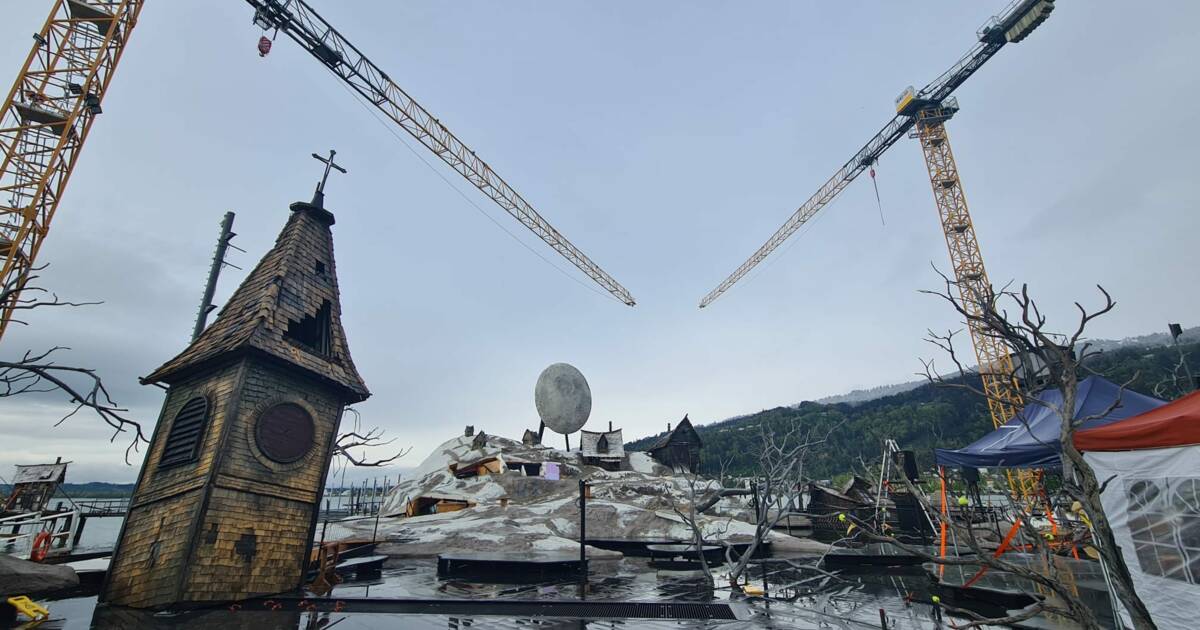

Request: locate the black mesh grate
(159, 396), (208, 469)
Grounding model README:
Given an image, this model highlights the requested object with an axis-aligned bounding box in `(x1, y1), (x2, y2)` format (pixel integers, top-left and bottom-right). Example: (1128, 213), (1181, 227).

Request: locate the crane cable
(869, 162), (885, 227)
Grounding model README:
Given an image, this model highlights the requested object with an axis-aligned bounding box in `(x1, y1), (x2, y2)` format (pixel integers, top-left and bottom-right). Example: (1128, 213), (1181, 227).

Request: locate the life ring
(30, 531), (52, 562)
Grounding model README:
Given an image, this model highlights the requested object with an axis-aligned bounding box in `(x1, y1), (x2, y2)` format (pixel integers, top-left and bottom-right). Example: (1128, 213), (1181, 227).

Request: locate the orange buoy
(30, 531), (52, 562)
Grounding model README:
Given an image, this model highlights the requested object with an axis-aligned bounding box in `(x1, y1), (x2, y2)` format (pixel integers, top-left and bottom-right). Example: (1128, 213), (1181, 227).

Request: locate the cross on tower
(310, 149), (347, 208)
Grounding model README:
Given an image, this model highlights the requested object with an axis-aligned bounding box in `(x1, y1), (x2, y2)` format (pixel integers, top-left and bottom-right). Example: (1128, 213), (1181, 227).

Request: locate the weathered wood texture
(647, 416), (703, 471)
(103, 202), (367, 609)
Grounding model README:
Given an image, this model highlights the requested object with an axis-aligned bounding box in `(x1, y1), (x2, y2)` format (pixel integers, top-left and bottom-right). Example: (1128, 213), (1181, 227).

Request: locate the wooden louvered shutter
(159, 397), (209, 469)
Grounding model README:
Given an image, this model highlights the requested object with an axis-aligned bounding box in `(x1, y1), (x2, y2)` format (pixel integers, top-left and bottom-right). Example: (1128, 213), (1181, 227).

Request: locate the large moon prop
(534, 363), (592, 450)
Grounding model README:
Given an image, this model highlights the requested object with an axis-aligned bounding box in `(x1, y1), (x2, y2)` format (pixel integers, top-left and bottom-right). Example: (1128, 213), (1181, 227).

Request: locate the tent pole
(939, 466), (949, 578)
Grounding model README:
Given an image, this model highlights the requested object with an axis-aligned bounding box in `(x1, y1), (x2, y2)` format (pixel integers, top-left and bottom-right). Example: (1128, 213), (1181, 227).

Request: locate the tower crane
(699, 0), (1056, 493)
(0, 0), (144, 342)
(245, 0), (636, 306)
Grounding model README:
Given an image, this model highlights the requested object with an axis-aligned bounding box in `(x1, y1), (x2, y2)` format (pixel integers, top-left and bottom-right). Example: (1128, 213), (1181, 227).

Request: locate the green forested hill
(627, 341), (1198, 480)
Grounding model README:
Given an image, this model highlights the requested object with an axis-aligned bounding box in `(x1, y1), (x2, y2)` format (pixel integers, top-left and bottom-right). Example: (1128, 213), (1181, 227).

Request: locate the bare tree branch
(330, 407), (410, 469)
(907, 269), (1157, 629)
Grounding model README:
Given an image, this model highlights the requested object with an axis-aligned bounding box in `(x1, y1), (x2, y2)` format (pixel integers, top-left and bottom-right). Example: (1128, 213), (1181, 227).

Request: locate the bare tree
(911, 270), (1154, 629)
(1152, 334), (1195, 399)
(0, 268), (148, 462)
(330, 407), (410, 471)
(723, 418), (841, 591)
(661, 470), (727, 587)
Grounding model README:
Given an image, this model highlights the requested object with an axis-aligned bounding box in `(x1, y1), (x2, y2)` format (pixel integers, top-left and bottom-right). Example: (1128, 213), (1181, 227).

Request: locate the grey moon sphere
(534, 363), (592, 435)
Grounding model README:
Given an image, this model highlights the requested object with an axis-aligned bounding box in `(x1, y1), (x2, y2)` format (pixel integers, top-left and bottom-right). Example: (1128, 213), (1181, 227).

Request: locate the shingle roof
(579, 429), (624, 459)
(142, 202), (369, 402)
(12, 463), (68, 485)
(647, 415), (699, 452)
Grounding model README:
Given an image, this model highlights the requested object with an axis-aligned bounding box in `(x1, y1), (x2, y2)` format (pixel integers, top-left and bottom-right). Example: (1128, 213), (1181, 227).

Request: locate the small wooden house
(405, 494), (474, 517)
(646, 415), (703, 472)
(579, 428), (624, 471)
(3, 460), (68, 513)
(449, 457), (504, 479)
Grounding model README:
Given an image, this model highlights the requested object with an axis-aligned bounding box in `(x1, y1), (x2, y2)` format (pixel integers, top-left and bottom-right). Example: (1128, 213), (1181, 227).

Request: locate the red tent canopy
(1075, 389), (1200, 451)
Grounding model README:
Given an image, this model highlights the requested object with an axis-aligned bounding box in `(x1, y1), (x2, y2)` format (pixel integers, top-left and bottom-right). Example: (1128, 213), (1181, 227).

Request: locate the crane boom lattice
(914, 109), (1037, 497)
(0, 0), (144, 341)
(247, 0), (635, 306)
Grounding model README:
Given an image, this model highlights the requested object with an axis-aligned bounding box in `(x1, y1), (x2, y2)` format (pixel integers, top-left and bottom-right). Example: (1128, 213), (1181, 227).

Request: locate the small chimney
(608, 421), (613, 432)
(667, 422), (672, 432)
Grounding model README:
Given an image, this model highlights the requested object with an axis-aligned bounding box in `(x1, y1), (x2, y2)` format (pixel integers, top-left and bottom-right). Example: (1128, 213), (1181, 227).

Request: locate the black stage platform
(437, 551), (584, 582)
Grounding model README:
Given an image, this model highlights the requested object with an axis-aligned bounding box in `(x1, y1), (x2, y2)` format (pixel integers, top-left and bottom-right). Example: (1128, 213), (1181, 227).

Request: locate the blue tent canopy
(934, 376), (1164, 469)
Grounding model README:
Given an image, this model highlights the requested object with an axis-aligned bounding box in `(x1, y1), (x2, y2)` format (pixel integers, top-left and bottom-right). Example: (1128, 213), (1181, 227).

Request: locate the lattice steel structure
(698, 0), (1056, 498)
(0, 0), (144, 341)
(247, 0), (635, 306)
(914, 106), (1037, 497)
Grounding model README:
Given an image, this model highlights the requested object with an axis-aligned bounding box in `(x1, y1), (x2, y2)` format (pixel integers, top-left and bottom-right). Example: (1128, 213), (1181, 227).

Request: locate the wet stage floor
(39, 555), (1110, 629)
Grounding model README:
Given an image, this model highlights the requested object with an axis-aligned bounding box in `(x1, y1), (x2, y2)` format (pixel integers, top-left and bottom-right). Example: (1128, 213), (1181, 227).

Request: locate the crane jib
(246, 0), (636, 306)
(698, 0), (1053, 308)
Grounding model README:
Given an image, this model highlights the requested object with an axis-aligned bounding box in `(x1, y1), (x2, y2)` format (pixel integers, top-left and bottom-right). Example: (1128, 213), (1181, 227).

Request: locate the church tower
(103, 156), (369, 608)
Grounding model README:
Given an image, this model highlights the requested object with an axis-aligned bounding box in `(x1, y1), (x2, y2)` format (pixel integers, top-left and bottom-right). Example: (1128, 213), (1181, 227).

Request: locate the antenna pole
(192, 212), (236, 341)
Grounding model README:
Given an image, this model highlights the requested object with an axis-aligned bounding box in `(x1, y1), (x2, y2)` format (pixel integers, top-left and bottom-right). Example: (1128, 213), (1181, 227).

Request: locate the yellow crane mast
(913, 104), (1024, 432)
(0, 0), (143, 342)
(911, 102), (1036, 497)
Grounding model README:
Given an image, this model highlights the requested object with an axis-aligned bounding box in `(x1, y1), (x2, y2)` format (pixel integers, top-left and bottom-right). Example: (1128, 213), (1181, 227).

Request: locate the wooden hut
(579, 428), (625, 471)
(646, 415), (703, 472)
(3, 460), (68, 514)
(405, 494), (474, 517)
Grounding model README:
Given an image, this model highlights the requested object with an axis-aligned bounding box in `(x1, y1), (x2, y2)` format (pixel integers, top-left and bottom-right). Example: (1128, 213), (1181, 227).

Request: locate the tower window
(314, 260), (326, 276)
(284, 300), (332, 355)
(159, 396), (210, 469)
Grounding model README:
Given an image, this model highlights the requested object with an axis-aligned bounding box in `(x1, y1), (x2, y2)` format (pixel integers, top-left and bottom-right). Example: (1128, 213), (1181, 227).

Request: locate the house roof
(647, 415), (701, 452)
(579, 429), (624, 459)
(12, 463), (68, 485)
(142, 202), (369, 402)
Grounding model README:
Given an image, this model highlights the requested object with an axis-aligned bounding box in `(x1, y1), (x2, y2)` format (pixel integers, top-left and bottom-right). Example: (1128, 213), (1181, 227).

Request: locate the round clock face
(255, 403), (315, 463)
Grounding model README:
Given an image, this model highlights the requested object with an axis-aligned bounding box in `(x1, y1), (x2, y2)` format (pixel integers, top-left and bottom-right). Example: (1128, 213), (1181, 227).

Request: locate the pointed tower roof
(143, 200), (369, 403)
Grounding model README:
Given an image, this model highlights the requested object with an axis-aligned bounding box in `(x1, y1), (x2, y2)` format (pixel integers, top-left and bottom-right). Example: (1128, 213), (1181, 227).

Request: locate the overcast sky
(2, 1), (1198, 484)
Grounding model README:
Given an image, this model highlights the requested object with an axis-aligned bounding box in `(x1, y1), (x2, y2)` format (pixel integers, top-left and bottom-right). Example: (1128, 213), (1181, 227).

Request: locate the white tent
(1075, 390), (1200, 629)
